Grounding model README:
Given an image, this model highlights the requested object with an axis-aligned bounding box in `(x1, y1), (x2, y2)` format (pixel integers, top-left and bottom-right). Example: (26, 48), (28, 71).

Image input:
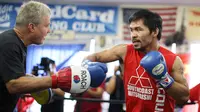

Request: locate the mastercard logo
(73, 75), (80, 83)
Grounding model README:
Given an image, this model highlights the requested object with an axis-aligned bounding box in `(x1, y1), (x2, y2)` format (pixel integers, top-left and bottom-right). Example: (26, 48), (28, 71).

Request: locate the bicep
(171, 56), (188, 88)
(86, 44), (127, 63)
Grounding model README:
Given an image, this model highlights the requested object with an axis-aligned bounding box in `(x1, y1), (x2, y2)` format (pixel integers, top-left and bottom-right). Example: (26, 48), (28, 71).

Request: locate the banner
(0, 3), (21, 30)
(185, 7), (200, 41)
(0, 3), (118, 34)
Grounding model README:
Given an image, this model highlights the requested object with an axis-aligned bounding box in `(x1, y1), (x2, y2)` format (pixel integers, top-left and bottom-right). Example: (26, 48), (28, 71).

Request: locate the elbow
(96, 93), (103, 98)
(176, 93), (189, 105)
(175, 84), (190, 105)
(106, 91), (112, 95)
(7, 85), (18, 94)
(105, 87), (112, 95)
(181, 96), (189, 104)
(6, 80), (20, 94)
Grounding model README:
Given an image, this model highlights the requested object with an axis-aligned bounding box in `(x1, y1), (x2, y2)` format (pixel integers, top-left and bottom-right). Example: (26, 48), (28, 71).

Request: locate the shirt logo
(127, 65), (154, 100)
(128, 65), (152, 88)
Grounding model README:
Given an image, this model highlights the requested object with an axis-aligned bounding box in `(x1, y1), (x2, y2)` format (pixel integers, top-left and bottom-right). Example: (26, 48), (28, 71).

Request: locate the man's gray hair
(16, 1), (51, 26)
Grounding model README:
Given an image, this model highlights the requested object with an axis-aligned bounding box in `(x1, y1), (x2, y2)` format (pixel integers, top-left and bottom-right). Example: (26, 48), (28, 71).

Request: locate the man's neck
(140, 41), (160, 54)
(14, 27), (28, 46)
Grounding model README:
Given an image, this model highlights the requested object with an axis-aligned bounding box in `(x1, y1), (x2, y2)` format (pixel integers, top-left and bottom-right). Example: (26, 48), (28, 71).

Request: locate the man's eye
(137, 28), (143, 31)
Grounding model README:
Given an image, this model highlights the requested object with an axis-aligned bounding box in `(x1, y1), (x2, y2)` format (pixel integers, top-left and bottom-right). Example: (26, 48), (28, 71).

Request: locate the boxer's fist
(86, 62), (107, 87)
(51, 63), (107, 93)
(140, 51), (174, 89)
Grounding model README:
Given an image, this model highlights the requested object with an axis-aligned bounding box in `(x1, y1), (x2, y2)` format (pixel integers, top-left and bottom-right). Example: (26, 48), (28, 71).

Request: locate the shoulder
(0, 29), (19, 47)
(114, 44), (129, 59)
(99, 44), (127, 53)
(0, 43), (22, 61)
(172, 56), (184, 70)
(159, 46), (176, 56)
(0, 29), (17, 39)
(159, 46), (178, 73)
(107, 44), (128, 56)
(159, 46), (177, 62)
(112, 44), (128, 50)
(1, 43), (21, 52)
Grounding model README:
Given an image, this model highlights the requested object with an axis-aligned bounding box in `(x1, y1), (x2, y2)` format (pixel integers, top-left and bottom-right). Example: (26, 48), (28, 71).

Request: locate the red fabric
(177, 53), (190, 64)
(16, 95), (34, 112)
(56, 67), (72, 92)
(190, 83), (200, 112)
(123, 44), (176, 112)
(51, 75), (57, 88)
(74, 83), (104, 112)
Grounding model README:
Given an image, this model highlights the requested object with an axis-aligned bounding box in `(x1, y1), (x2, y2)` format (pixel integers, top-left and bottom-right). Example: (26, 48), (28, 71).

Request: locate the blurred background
(1, 0), (200, 111)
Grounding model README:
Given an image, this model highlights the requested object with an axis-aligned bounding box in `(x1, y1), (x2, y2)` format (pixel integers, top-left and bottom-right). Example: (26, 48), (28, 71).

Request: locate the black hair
(128, 9), (163, 40)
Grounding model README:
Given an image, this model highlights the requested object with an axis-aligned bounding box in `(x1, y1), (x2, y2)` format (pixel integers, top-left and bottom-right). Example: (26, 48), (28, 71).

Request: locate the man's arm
(6, 62), (107, 95)
(52, 88), (65, 97)
(86, 87), (104, 98)
(140, 52), (189, 105)
(84, 44), (127, 62)
(167, 56), (189, 105)
(6, 76), (52, 94)
(105, 75), (116, 94)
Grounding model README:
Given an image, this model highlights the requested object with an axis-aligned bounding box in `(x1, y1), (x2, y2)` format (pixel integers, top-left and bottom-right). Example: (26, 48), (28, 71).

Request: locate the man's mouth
(132, 40), (140, 43)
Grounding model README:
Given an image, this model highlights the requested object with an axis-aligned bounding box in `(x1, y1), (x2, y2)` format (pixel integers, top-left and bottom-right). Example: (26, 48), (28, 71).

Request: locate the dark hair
(128, 9), (162, 40)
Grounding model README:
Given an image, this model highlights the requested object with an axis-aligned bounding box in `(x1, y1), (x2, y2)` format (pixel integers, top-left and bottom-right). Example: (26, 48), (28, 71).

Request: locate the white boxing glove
(51, 63), (107, 93)
(51, 66), (91, 93)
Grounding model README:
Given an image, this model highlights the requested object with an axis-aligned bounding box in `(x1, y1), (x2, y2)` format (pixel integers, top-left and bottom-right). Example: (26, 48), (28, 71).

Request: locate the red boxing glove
(51, 67), (71, 91)
(51, 66), (91, 93)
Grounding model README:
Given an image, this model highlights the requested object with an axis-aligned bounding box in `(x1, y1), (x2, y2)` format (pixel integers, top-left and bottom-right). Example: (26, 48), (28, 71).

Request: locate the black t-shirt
(0, 29), (27, 112)
(41, 97), (64, 112)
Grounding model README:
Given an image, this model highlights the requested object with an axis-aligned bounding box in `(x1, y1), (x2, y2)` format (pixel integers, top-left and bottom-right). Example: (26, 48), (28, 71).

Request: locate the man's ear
(28, 23), (35, 32)
(152, 28), (159, 37)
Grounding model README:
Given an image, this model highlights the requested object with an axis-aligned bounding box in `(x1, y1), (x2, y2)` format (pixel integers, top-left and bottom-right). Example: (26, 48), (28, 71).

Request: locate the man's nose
(131, 31), (137, 39)
(47, 28), (51, 33)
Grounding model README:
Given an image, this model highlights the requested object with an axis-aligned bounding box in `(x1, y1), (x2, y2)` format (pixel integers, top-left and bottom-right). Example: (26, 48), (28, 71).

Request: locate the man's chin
(33, 41), (44, 45)
(133, 45), (141, 50)
(134, 46), (145, 52)
(134, 48), (141, 51)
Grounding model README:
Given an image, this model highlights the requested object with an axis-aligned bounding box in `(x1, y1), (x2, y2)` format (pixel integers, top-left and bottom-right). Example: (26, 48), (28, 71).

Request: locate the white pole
(171, 43), (176, 53)
(90, 39), (95, 53)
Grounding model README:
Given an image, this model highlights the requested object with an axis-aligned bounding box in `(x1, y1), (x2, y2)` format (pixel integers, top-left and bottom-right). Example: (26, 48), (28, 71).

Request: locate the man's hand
(140, 51), (174, 89)
(51, 62), (107, 93)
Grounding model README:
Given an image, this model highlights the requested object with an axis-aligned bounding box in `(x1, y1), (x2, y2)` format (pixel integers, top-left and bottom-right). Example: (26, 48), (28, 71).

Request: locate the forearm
(87, 89), (103, 98)
(105, 84), (114, 94)
(166, 82), (189, 104)
(84, 54), (97, 62)
(6, 76), (52, 94)
(105, 76), (116, 94)
(52, 88), (65, 97)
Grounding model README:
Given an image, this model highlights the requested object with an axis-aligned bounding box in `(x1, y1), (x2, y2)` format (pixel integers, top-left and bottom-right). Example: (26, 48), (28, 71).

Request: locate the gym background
(0, 0), (200, 112)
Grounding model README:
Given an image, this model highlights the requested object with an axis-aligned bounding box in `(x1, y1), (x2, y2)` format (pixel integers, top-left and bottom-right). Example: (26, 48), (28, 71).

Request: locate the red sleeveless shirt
(124, 44), (176, 112)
